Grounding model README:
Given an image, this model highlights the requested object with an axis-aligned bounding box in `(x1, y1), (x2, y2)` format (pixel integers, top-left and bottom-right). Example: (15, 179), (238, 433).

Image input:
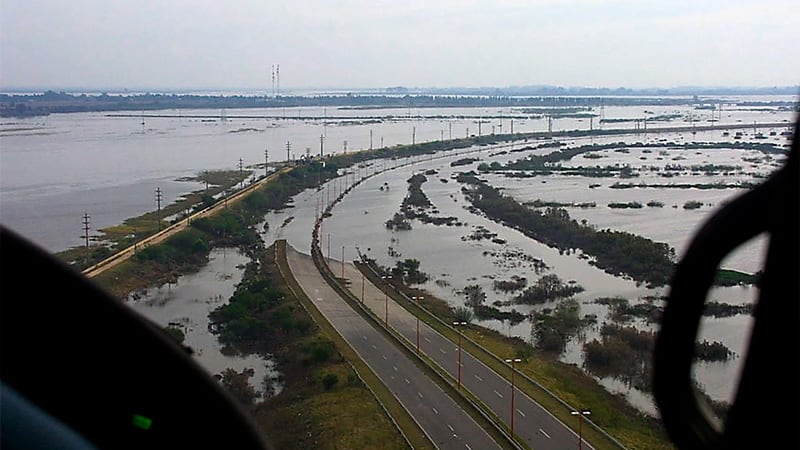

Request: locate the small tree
(322, 373), (339, 391)
(453, 306), (475, 324)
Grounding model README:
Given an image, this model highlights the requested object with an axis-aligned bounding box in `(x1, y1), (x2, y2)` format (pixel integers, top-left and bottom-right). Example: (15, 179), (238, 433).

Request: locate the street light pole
(381, 275), (392, 325)
(571, 410), (591, 450)
(412, 296), (424, 353)
(505, 358), (522, 438)
(453, 321), (467, 390)
(361, 273), (365, 303)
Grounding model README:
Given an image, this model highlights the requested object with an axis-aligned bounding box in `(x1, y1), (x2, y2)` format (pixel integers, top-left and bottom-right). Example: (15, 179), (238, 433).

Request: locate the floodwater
(1, 97), (795, 414)
(126, 247), (282, 400)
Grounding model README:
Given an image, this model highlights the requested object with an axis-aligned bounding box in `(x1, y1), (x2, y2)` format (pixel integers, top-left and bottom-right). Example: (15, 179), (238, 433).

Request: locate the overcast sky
(1, 0), (798, 91)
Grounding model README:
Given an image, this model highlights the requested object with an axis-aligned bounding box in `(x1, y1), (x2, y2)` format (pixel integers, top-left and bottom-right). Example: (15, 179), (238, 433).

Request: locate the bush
(322, 373), (339, 391)
(304, 339), (334, 364)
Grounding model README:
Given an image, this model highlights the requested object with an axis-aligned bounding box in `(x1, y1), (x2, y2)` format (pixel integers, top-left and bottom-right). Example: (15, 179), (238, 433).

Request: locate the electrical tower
(271, 65), (275, 97)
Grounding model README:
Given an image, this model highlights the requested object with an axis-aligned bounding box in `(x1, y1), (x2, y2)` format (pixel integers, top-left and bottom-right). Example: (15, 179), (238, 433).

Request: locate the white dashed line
(382, 355), (387, 360)
(465, 444), (472, 450)
(517, 408), (526, 417)
(393, 365), (398, 372)
(424, 337), (431, 343)
(432, 407), (439, 415)
(404, 378), (410, 384)
(539, 429), (551, 439)
(474, 374), (483, 382)
(371, 344), (377, 350)
(448, 424), (455, 432)
(362, 335), (367, 340)
(418, 392), (424, 399)
(494, 390), (503, 399)
(439, 348), (447, 354)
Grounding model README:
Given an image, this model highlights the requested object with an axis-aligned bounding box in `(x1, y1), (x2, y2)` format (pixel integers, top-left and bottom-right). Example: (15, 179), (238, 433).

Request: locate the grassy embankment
(57, 170), (249, 271)
(358, 260), (675, 450)
(91, 160), (418, 449)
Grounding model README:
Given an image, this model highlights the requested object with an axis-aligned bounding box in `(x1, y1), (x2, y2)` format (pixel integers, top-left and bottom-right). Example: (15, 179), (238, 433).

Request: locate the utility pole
(370, 129), (373, 150)
(264, 148), (269, 176)
(343, 140), (348, 154)
(238, 158), (244, 187)
(412, 126), (416, 145)
(286, 141), (291, 162)
(155, 187), (163, 231)
(83, 212), (90, 264)
(511, 118), (514, 134)
(448, 121), (452, 140)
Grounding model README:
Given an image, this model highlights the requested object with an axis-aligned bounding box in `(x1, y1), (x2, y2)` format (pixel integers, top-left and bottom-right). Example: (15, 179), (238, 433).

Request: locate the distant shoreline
(2, 89), (798, 118)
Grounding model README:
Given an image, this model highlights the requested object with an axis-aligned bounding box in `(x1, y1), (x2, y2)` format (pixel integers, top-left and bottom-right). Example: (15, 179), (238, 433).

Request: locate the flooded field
(126, 247), (282, 400)
(1, 98), (795, 415)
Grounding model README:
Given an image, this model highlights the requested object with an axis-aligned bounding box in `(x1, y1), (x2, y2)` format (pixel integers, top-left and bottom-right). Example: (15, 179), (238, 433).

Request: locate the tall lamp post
(381, 275), (392, 325)
(505, 358), (522, 438)
(571, 409), (591, 450)
(453, 321), (467, 390)
(361, 272), (365, 303)
(412, 296), (424, 353)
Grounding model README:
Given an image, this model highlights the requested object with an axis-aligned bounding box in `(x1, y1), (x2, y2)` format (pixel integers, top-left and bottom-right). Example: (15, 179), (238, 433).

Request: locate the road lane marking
(372, 344), (377, 350)
(474, 374), (483, 382)
(494, 390), (503, 399)
(432, 407), (439, 415)
(465, 444), (472, 450)
(393, 365), (398, 372)
(404, 378), (410, 384)
(448, 424), (455, 432)
(517, 408), (526, 417)
(362, 335), (367, 340)
(382, 355), (387, 360)
(539, 429), (551, 439)
(440, 348), (447, 354)
(424, 337), (431, 343)
(418, 392), (424, 399)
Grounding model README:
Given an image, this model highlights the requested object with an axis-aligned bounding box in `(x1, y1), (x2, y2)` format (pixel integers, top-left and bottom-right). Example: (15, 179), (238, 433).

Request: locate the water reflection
(125, 247), (282, 401)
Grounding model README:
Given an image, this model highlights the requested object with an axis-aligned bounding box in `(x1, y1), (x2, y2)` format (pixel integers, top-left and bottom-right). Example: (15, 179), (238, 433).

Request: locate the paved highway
(286, 246), (503, 450)
(333, 257), (595, 450)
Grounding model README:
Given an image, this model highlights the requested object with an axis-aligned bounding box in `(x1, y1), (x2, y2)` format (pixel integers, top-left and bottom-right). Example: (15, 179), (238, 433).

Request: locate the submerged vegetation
(458, 173), (676, 286)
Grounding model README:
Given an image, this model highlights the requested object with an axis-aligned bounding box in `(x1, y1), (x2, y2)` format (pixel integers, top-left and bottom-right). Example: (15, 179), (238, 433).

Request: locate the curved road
(286, 245), (502, 450)
(332, 257), (595, 450)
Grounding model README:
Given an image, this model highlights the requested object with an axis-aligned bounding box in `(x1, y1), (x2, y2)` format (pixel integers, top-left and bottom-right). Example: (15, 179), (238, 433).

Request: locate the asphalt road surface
(335, 257), (594, 450)
(286, 245), (503, 450)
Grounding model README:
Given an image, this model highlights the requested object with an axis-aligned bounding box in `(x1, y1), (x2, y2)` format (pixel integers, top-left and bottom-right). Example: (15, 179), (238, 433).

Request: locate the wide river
(1, 96), (796, 414)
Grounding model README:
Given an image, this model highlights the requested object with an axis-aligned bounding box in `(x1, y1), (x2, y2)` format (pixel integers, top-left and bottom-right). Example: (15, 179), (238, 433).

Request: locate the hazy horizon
(2, 84), (798, 96)
(2, 1), (798, 91)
